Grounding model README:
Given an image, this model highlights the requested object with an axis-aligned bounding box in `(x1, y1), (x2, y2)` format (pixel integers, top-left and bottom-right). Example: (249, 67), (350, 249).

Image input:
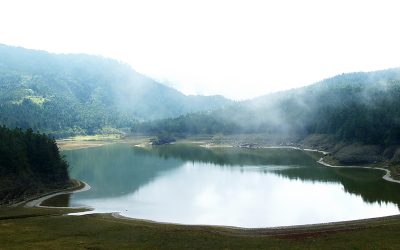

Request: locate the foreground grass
(1, 208), (400, 249)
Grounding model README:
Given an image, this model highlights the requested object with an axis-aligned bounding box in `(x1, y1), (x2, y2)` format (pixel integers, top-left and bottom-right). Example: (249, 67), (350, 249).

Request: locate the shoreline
(199, 142), (330, 154)
(58, 136), (399, 185)
(199, 141), (400, 184)
(10, 179), (91, 209)
(57, 135), (400, 185)
(28, 181), (400, 232)
(317, 157), (400, 184)
(24, 180), (91, 209)
(35, 138), (400, 232)
(56, 135), (151, 151)
(109, 211), (400, 235)
(7, 179), (79, 208)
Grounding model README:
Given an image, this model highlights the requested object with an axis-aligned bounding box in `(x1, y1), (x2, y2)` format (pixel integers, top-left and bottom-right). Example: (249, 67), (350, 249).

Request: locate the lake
(45, 143), (400, 228)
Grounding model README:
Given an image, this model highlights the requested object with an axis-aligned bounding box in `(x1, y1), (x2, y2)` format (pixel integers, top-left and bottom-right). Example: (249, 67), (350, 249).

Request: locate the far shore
(317, 158), (400, 184)
(57, 135), (400, 183)
(201, 142), (400, 184)
(57, 135), (150, 150)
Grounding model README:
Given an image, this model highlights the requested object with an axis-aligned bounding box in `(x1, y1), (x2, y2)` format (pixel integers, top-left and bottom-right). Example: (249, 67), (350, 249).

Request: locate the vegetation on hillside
(0, 44), (231, 137)
(149, 133), (176, 145)
(132, 69), (400, 166)
(0, 126), (70, 205)
(133, 69), (400, 146)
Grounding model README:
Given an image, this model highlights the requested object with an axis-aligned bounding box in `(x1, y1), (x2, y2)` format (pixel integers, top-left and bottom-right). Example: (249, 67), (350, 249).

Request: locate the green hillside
(0, 44), (231, 137)
(134, 68), (400, 163)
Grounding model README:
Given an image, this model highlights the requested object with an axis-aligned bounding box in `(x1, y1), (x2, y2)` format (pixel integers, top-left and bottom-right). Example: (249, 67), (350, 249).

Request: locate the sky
(1, 0), (400, 100)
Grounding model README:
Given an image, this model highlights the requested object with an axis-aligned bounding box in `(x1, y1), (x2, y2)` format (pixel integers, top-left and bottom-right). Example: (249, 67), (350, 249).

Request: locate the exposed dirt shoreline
(6, 179), (89, 209)
(200, 141), (400, 182)
(57, 136), (150, 151)
(24, 180), (91, 209)
(317, 157), (400, 184)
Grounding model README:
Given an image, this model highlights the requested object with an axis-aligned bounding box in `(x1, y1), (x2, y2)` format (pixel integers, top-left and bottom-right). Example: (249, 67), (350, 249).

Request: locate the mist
(0, 44), (232, 136)
(134, 68), (400, 151)
(1, 0), (400, 100)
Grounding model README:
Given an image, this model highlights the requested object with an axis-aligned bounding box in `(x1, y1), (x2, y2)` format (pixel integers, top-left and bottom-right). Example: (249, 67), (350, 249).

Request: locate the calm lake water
(47, 143), (400, 227)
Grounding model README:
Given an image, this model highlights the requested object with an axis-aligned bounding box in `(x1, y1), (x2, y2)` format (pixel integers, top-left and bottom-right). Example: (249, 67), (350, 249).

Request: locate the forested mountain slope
(0, 44), (231, 136)
(135, 68), (400, 146)
(0, 126), (70, 205)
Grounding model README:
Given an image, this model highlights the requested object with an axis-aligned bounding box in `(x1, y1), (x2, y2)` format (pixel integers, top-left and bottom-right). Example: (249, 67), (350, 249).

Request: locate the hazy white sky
(1, 0), (399, 100)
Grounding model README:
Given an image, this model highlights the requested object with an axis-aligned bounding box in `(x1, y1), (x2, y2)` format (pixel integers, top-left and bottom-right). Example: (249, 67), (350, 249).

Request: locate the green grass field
(1, 207), (400, 249)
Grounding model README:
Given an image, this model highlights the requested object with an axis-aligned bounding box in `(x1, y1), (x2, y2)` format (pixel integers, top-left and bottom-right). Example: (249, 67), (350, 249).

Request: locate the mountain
(134, 68), (400, 163)
(237, 68), (400, 144)
(0, 44), (231, 136)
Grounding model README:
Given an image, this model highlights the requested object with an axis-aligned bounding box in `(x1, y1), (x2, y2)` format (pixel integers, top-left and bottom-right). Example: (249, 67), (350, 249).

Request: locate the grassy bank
(1, 209), (400, 249)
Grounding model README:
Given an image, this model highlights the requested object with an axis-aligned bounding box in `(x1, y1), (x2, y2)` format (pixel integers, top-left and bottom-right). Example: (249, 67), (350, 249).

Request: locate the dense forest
(0, 44), (231, 137)
(1, 44), (400, 159)
(6, 44), (399, 148)
(0, 126), (70, 205)
(133, 68), (400, 146)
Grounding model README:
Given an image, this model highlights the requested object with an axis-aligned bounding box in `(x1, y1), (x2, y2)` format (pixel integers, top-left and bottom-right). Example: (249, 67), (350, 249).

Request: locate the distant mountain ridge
(0, 44), (232, 136)
(135, 68), (400, 146)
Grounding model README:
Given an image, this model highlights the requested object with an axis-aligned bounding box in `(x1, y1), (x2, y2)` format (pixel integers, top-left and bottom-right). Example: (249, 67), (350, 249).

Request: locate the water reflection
(64, 144), (184, 198)
(152, 144), (320, 167)
(60, 143), (400, 227)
